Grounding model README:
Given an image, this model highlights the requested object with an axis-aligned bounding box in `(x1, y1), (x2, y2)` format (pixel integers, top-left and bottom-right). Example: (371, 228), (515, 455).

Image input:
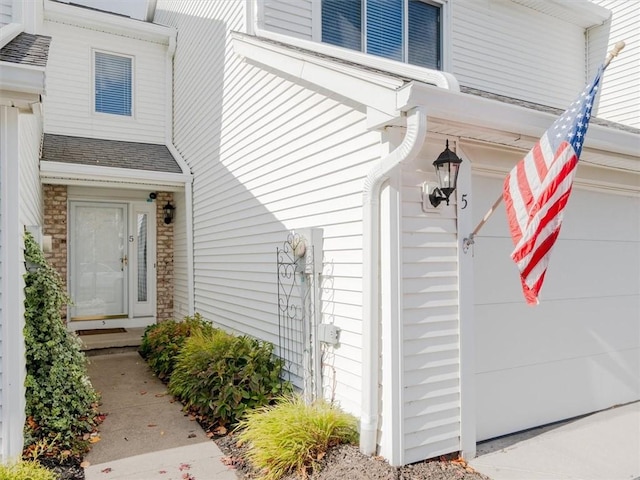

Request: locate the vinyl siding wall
(451, 0), (585, 109)
(258, 0), (591, 110)
(0, 0), (11, 26)
(0, 106), (41, 463)
(41, 20), (168, 143)
(261, 0), (315, 40)
(0, 114), (3, 462)
(172, 189), (190, 319)
(590, 0), (640, 128)
(19, 113), (43, 227)
(155, 0), (381, 415)
(400, 148), (460, 463)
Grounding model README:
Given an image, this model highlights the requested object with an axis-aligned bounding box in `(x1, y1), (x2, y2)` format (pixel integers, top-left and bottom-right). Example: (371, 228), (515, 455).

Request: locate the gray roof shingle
(0, 33), (52, 67)
(41, 134), (183, 174)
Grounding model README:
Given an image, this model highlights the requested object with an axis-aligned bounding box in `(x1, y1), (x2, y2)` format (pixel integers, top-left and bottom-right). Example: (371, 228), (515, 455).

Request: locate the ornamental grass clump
(237, 396), (359, 480)
(139, 313), (213, 380)
(0, 460), (56, 480)
(168, 328), (289, 427)
(23, 232), (100, 458)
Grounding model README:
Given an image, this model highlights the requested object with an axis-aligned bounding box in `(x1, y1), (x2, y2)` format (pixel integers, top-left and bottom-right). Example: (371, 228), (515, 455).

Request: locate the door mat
(77, 328), (127, 336)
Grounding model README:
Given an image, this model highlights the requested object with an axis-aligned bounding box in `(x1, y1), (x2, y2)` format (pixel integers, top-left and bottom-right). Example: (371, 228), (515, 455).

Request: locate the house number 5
(129, 235), (134, 242)
(461, 194), (468, 209)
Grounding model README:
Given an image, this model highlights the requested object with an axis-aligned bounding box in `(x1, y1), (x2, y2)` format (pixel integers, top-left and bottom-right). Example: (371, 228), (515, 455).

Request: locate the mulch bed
(214, 431), (492, 480)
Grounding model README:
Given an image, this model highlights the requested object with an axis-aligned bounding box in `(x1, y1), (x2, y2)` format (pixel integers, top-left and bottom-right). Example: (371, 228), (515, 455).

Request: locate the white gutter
(163, 26), (196, 316)
(0, 23), (24, 49)
(40, 160), (189, 188)
(360, 105), (427, 455)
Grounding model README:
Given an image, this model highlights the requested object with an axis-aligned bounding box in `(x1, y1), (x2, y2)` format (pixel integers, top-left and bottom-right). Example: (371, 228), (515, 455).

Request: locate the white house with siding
(0, 0), (638, 468)
(153, 0), (639, 466)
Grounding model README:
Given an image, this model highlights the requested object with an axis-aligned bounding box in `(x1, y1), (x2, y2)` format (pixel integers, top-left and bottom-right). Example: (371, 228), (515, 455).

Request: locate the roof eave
(407, 83), (639, 159)
(44, 0), (175, 44)
(40, 160), (191, 189)
(0, 61), (45, 109)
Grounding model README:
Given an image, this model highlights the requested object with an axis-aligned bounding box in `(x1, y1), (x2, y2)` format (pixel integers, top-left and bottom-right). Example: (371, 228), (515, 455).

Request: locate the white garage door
(473, 174), (640, 441)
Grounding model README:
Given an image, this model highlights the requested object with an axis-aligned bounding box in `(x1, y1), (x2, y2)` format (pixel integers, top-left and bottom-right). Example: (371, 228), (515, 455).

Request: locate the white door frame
(68, 198), (156, 331)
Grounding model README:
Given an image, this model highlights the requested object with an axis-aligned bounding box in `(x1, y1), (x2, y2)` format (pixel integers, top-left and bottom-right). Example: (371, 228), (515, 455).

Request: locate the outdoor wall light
(421, 140), (463, 210)
(163, 201), (175, 224)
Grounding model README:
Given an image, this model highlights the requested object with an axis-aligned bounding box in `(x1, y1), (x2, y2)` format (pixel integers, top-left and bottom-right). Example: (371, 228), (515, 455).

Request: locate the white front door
(68, 201), (156, 330)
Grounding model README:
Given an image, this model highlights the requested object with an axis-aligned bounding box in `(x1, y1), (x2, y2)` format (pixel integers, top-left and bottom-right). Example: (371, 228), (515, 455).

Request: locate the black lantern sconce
(163, 201), (175, 224)
(421, 140), (463, 210)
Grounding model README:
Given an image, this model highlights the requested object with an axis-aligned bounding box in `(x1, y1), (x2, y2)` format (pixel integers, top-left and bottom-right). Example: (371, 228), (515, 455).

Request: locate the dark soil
(215, 433), (491, 480)
(37, 457), (85, 480)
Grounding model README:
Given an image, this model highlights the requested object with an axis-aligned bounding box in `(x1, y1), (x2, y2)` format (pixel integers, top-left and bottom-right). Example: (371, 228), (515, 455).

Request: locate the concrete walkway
(83, 351), (237, 480)
(470, 401), (640, 480)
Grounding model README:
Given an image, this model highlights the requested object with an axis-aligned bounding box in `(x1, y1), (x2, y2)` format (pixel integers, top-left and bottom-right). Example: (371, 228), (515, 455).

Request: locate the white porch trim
(40, 161), (190, 191)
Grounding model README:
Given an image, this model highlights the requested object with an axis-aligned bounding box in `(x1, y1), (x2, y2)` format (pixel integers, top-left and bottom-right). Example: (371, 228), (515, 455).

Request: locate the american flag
(503, 66), (603, 305)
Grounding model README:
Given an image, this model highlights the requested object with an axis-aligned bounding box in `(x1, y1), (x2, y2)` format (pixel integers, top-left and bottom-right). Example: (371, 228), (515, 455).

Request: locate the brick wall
(156, 192), (174, 322)
(43, 184), (68, 288)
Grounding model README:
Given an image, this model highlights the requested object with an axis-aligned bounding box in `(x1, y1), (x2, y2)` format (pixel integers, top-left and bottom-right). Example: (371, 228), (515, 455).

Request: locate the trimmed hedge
(139, 314), (213, 380)
(168, 328), (290, 426)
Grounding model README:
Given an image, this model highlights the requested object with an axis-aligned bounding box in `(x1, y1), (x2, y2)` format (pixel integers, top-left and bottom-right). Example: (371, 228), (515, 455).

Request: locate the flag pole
(462, 40), (625, 254)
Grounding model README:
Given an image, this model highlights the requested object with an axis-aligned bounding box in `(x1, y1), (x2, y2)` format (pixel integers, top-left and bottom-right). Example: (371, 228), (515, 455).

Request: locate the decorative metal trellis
(276, 231), (320, 401)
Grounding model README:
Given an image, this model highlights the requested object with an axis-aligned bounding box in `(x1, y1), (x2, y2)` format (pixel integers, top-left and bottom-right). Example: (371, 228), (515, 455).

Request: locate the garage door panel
(471, 177), (640, 242)
(476, 347), (640, 441)
(474, 237), (639, 304)
(476, 296), (640, 374)
(560, 190), (640, 240)
(543, 239), (639, 299)
(473, 170), (640, 443)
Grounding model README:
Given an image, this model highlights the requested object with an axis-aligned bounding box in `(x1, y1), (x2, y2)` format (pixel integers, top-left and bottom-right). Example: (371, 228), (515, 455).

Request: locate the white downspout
(164, 31), (196, 316)
(360, 106), (427, 455)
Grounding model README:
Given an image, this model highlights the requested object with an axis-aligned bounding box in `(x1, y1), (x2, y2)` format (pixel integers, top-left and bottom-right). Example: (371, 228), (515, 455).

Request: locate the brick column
(156, 192), (174, 322)
(43, 184), (68, 320)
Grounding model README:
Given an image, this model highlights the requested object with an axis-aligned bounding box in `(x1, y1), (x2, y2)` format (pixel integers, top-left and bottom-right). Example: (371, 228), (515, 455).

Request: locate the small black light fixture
(163, 201), (175, 224)
(423, 140), (463, 209)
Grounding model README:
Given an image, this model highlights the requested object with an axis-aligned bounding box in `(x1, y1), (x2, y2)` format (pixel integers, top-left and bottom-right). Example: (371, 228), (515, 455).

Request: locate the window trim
(263, 0), (452, 83)
(92, 49), (135, 118)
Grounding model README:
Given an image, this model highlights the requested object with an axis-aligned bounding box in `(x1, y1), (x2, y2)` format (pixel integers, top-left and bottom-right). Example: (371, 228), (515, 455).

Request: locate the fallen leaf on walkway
(148, 424), (157, 427)
(206, 431), (214, 438)
(140, 390), (147, 395)
(80, 461), (90, 468)
(89, 436), (101, 444)
(182, 474), (195, 480)
(187, 433), (197, 438)
(155, 393), (166, 397)
(213, 425), (227, 436)
(101, 467), (112, 473)
(159, 470), (167, 474)
(221, 456), (243, 468)
(178, 463), (191, 471)
(161, 431), (165, 435)
(188, 415), (196, 421)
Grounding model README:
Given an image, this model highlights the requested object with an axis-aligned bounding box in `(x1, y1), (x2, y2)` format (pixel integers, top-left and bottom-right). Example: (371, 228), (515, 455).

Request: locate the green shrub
(23, 232), (100, 457)
(0, 461), (56, 480)
(168, 329), (289, 427)
(237, 396), (359, 480)
(139, 313), (213, 379)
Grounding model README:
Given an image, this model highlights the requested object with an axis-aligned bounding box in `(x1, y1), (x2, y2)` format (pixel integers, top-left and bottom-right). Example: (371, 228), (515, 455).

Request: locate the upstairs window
(322, 0), (441, 70)
(94, 51), (132, 116)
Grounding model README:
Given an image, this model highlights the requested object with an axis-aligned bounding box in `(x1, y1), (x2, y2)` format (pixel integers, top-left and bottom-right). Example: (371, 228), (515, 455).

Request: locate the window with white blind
(321, 0), (441, 70)
(94, 51), (133, 116)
